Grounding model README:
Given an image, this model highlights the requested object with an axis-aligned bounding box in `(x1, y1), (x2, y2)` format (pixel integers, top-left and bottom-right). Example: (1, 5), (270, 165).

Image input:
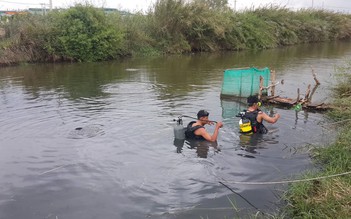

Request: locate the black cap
(247, 95), (259, 105)
(197, 110), (209, 119)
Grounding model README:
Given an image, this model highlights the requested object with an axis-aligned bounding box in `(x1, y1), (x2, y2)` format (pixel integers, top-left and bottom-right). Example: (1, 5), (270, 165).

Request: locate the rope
(219, 171), (351, 185)
(321, 118), (351, 127)
(219, 181), (260, 210)
(38, 164), (73, 176)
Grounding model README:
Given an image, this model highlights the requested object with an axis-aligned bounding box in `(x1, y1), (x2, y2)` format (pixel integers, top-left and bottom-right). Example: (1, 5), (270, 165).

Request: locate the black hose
(177, 115), (218, 123)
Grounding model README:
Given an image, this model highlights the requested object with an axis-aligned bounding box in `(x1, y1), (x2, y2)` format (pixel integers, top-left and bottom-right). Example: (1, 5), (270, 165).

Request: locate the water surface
(0, 41), (350, 219)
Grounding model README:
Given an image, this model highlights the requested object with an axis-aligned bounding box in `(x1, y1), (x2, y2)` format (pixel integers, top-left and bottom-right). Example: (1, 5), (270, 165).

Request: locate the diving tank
(236, 111), (252, 133)
(239, 118), (252, 133)
(173, 117), (185, 139)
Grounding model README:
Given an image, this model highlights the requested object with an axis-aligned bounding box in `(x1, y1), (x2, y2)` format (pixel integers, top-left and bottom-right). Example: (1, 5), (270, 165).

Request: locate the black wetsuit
(244, 110), (268, 134)
(185, 121), (205, 140)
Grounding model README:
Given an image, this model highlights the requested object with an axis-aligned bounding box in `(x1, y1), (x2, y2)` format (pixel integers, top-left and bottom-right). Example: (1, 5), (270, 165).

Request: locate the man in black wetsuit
(185, 110), (223, 142)
(245, 95), (280, 134)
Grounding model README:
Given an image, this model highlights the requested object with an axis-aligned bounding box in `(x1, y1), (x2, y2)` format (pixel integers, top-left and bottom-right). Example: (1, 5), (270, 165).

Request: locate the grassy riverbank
(1, 1), (351, 65)
(284, 64), (351, 218)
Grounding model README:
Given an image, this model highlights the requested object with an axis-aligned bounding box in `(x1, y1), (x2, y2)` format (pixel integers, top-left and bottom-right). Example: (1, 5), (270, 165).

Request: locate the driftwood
(263, 96), (297, 105)
(260, 69), (331, 111)
(262, 81), (283, 91)
(311, 66), (321, 85)
(305, 84), (311, 100)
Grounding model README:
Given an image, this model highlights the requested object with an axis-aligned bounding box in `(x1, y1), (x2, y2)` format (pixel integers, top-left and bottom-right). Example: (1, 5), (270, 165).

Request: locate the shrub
(48, 4), (125, 62)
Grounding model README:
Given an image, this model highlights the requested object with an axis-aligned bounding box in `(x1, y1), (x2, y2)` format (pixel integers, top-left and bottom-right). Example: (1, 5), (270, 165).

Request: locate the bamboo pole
(259, 76), (264, 99)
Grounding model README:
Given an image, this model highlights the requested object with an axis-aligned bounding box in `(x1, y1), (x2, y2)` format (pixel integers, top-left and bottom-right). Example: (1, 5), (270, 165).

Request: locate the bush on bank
(1, 1), (351, 64)
(0, 4), (126, 63)
(47, 5), (125, 62)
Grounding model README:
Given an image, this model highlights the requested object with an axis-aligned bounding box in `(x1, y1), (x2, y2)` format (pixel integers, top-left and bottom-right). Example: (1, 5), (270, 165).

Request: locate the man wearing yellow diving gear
(243, 95), (280, 134)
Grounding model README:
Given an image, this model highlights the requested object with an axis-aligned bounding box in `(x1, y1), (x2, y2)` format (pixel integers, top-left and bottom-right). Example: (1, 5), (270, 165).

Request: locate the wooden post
(270, 70), (276, 97)
(296, 88), (300, 103)
(259, 76), (264, 99)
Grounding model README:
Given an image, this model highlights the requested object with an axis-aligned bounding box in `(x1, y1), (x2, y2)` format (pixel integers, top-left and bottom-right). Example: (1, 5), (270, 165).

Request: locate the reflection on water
(238, 132), (280, 158)
(173, 138), (220, 158)
(221, 97), (247, 119)
(0, 41), (349, 219)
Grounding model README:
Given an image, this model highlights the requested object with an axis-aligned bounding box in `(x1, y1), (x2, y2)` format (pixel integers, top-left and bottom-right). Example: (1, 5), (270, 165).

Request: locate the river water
(0, 41), (350, 219)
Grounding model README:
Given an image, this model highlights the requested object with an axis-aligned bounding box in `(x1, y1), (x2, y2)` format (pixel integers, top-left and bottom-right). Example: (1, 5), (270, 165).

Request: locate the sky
(0, 0), (350, 13)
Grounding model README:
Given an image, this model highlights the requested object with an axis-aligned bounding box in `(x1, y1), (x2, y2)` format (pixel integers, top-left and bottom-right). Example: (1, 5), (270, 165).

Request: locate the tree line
(1, 0), (351, 64)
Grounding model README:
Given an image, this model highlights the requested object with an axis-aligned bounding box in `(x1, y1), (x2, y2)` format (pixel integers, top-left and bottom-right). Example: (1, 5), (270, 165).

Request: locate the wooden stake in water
(296, 88), (300, 103)
(259, 76), (264, 99)
(271, 69), (276, 96)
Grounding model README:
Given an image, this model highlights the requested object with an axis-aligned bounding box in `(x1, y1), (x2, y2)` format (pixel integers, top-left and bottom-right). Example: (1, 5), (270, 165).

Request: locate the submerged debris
(259, 67), (331, 111)
(68, 124), (104, 139)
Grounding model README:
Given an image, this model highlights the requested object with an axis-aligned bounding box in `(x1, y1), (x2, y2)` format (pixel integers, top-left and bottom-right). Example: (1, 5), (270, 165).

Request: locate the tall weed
(1, 3), (351, 63)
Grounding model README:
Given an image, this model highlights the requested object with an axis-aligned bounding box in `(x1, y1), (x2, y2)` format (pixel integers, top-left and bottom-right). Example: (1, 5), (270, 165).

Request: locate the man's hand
(216, 121), (223, 128)
(207, 121), (215, 125)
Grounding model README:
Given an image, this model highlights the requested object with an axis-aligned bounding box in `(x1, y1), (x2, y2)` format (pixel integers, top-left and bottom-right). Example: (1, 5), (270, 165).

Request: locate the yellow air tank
(239, 118), (252, 133)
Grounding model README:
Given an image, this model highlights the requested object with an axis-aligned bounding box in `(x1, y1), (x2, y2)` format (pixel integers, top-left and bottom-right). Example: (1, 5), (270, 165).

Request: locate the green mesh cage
(221, 67), (270, 97)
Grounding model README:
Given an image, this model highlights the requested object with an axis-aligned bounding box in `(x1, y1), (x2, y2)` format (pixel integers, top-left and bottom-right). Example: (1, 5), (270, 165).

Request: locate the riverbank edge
(0, 40), (349, 68)
(2, 4), (351, 67)
(282, 68), (351, 218)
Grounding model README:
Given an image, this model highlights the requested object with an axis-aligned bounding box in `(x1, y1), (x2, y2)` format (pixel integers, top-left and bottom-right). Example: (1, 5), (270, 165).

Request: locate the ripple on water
(67, 124), (105, 139)
(0, 44), (347, 219)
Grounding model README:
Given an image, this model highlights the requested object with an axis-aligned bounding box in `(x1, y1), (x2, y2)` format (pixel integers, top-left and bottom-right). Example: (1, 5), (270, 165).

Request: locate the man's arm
(258, 112), (280, 124)
(194, 122), (223, 142)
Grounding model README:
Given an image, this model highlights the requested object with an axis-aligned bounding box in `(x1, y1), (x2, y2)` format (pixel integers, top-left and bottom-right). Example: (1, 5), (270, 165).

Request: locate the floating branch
(261, 80), (283, 91)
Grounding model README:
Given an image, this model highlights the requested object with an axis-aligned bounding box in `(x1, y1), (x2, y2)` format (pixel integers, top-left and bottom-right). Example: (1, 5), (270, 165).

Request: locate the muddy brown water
(0, 41), (350, 218)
